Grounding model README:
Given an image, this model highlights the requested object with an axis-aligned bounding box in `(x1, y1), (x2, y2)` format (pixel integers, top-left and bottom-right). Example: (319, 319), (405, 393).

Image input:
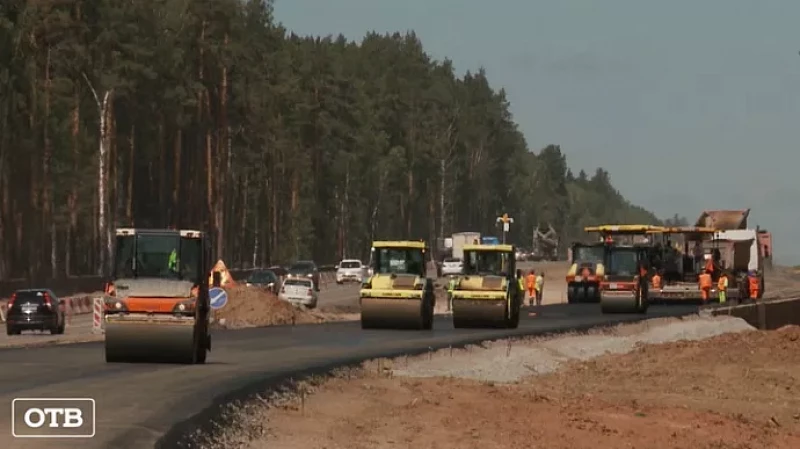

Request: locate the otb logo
(12, 398), (95, 438)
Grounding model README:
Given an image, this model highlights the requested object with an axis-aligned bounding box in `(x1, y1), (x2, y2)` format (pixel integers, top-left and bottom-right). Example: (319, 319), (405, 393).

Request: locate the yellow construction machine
(103, 228), (212, 364)
(359, 240), (435, 330)
(451, 244), (522, 328)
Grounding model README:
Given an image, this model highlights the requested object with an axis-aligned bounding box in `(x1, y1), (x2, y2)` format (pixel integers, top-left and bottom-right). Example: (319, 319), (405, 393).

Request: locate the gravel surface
(390, 315), (755, 382)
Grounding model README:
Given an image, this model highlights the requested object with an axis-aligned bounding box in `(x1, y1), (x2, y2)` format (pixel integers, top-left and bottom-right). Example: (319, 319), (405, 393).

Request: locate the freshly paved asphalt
(0, 300), (697, 449)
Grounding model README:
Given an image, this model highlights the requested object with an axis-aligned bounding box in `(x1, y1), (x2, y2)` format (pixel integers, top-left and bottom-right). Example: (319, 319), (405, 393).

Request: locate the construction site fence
(0, 265), (337, 299)
(710, 296), (800, 330)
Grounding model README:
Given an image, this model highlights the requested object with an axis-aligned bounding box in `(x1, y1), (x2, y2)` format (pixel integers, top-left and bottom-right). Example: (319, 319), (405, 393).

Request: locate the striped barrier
(93, 297), (105, 334)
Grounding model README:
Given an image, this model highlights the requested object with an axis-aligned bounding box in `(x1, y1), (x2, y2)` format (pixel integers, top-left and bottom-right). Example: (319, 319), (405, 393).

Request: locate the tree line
(0, 0), (665, 283)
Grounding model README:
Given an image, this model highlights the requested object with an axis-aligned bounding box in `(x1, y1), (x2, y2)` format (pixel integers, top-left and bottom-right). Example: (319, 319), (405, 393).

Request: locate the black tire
(336, 281), (343, 285)
(567, 285), (577, 304)
(6, 326), (18, 336)
(586, 285), (598, 303)
(575, 285), (586, 303)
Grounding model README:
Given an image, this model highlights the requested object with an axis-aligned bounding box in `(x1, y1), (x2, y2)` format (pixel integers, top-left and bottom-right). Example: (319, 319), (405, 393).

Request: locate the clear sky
(274, 0), (800, 265)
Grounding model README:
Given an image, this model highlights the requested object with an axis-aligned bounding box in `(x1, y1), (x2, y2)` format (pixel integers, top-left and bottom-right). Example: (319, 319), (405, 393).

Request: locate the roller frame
(104, 313), (210, 364)
(600, 289), (648, 314)
(451, 288), (521, 329)
(360, 293), (434, 330)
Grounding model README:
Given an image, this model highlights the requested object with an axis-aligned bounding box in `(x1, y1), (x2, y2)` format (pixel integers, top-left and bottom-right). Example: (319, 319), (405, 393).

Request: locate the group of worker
(648, 256), (762, 303)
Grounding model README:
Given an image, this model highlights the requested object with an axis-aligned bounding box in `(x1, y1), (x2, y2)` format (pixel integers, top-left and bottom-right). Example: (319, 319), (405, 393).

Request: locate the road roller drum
(360, 295), (433, 330)
(105, 317), (205, 363)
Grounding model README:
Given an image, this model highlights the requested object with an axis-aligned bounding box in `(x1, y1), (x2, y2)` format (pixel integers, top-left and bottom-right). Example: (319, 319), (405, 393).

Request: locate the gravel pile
(391, 316), (755, 383)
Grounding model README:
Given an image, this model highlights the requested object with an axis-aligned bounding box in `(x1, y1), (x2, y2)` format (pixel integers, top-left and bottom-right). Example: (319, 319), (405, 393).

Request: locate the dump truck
(599, 244), (651, 314)
(103, 228), (212, 364)
(566, 224), (663, 303)
(451, 243), (522, 328)
(359, 240), (436, 330)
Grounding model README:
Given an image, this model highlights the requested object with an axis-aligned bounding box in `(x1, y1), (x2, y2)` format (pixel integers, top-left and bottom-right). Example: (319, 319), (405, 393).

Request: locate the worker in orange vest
(747, 270), (760, 300)
(580, 265), (591, 278)
(651, 270), (662, 290)
(698, 269), (713, 302)
(526, 270), (537, 305)
(717, 271), (728, 304)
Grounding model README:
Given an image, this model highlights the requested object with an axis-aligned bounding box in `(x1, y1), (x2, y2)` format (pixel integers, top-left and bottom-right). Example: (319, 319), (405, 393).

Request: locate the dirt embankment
(213, 286), (354, 329)
(198, 317), (800, 449)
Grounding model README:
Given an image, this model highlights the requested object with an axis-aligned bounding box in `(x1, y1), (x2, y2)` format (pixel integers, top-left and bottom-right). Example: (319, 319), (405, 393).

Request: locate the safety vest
(448, 278), (457, 292)
(535, 275), (543, 291)
(168, 250), (178, 270)
(526, 274), (536, 289)
(651, 274), (662, 289)
(717, 276), (728, 291)
(748, 275), (759, 291)
(698, 273), (712, 289)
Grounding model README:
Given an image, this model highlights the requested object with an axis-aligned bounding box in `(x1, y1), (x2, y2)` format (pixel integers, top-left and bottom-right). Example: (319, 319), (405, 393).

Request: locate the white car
(278, 278), (318, 309)
(336, 259), (364, 284)
(441, 258), (463, 276)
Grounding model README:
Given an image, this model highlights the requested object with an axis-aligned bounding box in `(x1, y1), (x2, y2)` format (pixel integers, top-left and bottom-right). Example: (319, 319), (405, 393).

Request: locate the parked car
(287, 260), (320, 291)
(441, 257), (463, 276)
(278, 278), (318, 309)
(245, 269), (280, 294)
(268, 265), (288, 277)
(335, 259), (364, 284)
(5, 289), (66, 336)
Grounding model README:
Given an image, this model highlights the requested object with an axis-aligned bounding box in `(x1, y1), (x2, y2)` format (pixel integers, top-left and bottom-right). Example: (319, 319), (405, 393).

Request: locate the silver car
(441, 258), (463, 276)
(278, 278), (318, 309)
(335, 259), (364, 284)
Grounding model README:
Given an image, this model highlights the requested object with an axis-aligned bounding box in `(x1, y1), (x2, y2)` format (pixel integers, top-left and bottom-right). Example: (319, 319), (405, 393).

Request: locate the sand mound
(212, 286), (323, 329)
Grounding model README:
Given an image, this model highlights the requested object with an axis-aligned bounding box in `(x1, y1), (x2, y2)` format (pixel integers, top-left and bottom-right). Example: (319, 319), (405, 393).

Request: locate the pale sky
(275, 0), (800, 265)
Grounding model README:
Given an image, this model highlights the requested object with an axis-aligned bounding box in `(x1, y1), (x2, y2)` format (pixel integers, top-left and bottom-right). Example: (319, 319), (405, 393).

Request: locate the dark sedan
(245, 269), (280, 294)
(5, 289), (66, 335)
(287, 260), (320, 291)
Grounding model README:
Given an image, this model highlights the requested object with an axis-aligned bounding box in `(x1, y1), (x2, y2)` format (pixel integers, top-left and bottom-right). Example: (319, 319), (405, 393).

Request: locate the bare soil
(213, 286), (355, 329)
(213, 320), (800, 449)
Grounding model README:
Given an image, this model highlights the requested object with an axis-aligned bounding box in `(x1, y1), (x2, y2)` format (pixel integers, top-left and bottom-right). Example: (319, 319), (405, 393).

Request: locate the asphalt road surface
(0, 302), (697, 449)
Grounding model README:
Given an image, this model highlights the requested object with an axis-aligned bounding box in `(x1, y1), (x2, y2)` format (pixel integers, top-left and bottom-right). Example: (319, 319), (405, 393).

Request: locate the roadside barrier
(93, 297), (105, 334)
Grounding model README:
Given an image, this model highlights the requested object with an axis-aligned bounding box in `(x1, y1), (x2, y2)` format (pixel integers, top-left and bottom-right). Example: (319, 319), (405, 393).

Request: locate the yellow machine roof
(115, 228), (204, 238)
(463, 244), (514, 252)
(649, 226), (717, 234)
(584, 224), (666, 234)
(372, 240), (426, 249)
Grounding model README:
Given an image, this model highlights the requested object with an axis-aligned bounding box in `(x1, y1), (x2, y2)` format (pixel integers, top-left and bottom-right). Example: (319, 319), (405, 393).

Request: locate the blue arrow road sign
(209, 287), (228, 310)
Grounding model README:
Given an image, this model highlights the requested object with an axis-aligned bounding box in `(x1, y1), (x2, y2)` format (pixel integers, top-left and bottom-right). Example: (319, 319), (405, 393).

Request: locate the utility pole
(496, 213), (514, 244)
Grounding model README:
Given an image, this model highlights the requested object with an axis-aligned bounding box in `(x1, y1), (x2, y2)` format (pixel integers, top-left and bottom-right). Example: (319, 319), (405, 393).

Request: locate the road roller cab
(599, 245), (650, 314)
(103, 228), (212, 364)
(359, 240), (435, 330)
(566, 242), (606, 303)
(451, 244), (522, 329)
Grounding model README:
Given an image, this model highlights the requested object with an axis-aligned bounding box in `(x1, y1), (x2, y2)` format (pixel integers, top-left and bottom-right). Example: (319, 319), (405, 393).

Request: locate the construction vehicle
(647, 226), (723, 302)
(599, 244), (651, 314)
(531, 223), (559, 261)
(103, 228), (212, 364)
(359, 240), (435, 330)
(451, 244), (522, 328)
(566, 224), (663, 303)
(712, 229), (766, 300)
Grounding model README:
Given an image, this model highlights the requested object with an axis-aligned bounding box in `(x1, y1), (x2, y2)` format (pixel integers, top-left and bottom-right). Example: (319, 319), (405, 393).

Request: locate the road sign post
(209, 287), (228, 310)
(496, 213), (514, 244)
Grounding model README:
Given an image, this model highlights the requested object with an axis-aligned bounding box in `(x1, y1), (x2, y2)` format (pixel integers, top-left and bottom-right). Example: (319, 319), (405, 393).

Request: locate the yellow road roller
(359, 240), (435, 330)
(599, 245), (650, 314)
(103, 228), (212, 363)
(451, 244), (523, 328)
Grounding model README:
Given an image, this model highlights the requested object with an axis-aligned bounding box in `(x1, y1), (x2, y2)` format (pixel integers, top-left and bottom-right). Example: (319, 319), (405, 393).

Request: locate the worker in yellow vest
(717, 271), (728, 304)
